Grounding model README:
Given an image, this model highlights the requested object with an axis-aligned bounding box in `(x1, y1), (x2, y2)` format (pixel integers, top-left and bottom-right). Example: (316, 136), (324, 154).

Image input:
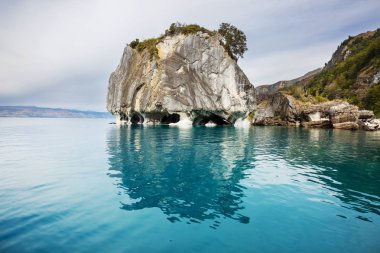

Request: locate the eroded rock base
(254, 92), (379, 131)
(116, 110), (248, 126)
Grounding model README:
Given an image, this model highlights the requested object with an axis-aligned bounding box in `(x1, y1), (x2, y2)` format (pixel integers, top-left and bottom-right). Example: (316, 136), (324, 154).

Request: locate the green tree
(218, 23), (248, 60)
(129, 38), (140, 49)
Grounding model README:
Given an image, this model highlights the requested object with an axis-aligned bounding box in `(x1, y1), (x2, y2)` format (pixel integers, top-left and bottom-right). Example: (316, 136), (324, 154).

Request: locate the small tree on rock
(218, 23), (248, 61)
(129, 38), (140, 49)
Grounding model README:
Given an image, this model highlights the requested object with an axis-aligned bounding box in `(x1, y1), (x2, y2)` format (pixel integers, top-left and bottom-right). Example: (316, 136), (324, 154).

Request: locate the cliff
(254, 28), (380, 131)
(107, 27), (255, 126)
(307, 29), (380, 116)
(256, 29), (380, 115)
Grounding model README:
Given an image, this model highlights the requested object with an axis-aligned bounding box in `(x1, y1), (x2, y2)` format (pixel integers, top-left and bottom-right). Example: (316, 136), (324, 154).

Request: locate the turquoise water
(1, 118), (380, 253)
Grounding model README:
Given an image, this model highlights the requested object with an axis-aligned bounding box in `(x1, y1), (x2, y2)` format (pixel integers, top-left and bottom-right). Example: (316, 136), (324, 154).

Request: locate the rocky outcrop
(107, 32), (255, 125)
(254, 92), (379, 131)
(306, 29), (380, 115)
(254, 93), (299, 126)
(253, 28), (380, 131)
(255, 29), (380, 124)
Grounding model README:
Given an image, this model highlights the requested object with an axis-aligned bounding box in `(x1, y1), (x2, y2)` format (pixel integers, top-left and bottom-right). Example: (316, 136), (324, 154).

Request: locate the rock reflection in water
(107, 126), (253, 225)
(107, 125), (380, 227)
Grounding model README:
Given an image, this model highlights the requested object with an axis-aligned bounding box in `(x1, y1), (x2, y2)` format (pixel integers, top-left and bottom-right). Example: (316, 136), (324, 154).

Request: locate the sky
(0, 0), (379, 111)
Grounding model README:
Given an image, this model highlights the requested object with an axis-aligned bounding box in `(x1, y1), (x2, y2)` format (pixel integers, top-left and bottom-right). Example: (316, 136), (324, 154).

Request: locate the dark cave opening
(193, 114), (230, 126)
(130, 112), (144, 124)
(161, 113), (181, 124)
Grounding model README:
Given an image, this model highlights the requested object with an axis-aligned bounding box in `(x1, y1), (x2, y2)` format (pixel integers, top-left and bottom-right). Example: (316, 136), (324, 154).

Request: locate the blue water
(0, 118), (380, 253)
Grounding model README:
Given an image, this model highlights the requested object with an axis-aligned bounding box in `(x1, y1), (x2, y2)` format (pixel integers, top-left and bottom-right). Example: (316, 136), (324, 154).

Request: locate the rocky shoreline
(107, 26), (379, 131)
(253, 92), (379, 131)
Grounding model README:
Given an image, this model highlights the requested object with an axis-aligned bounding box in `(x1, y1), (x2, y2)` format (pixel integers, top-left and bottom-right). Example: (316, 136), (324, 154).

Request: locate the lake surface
(1, 118), (380, 253)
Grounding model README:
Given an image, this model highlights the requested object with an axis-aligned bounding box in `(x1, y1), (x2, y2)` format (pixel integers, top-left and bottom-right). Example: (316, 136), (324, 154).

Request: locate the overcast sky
(0, 0), (379, 111)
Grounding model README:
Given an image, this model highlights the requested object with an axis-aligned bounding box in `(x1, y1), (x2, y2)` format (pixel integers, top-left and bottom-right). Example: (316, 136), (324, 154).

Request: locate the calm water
(1, 118), (380, 253)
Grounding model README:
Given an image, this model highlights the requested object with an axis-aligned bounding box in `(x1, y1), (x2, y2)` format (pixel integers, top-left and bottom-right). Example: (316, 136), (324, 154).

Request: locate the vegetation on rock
(128, 22), (248, 61)
(364, 83), (380, 116)
(281, 85), (327, 104)
(164, 22), (213, 36)
(305, 29), (380, 115)
(129, 39), (139, 49)
(278, 29), (380, 116)
(218, 23), (248, 60)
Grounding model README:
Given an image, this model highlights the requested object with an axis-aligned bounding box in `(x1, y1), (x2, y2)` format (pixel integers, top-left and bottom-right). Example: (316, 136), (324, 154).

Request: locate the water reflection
(107, 126), (253, 226)
(107, 125), (380, 226)
(245, 127), (380, 221)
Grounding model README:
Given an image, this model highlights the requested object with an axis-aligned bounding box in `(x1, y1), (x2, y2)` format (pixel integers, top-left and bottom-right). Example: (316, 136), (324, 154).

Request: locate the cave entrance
(160, 113), (180, 124)
(193, 114), (230, 126)
(130, 112), (144, 124)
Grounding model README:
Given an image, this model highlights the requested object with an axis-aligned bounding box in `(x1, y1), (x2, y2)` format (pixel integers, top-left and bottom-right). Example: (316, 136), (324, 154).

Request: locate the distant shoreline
(0, 106), (113, 118)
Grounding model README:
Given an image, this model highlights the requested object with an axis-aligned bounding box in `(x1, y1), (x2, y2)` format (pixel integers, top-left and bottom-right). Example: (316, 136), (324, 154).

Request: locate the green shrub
(364, 83), (380, 117)
(164, 22), (213, 37)
(315, 96), (328, 103)
(136, 38), (160, 59)
(129, 38), (139, 49)
(181, 24), (210, 35)
(129, 22), (249, 61)
(283, 85), (304, 99)
(130, 23), (215, 60)
(248, 111), (255, 122)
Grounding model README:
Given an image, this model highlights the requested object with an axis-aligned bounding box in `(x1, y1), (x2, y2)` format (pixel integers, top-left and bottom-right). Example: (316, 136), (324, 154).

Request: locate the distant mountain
(0, 106), (113, 118)
(255, 68), (322, 101)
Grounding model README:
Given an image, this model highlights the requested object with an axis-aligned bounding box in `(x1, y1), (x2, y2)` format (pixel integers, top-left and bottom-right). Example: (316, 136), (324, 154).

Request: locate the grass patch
(247, 111), (255, 122)
(128, 23), (214, 60)
(281, 85), (309, 102)
(136, 38), (160, 60)
(315, 96), (328, 103)
(164, 23), (214, 36)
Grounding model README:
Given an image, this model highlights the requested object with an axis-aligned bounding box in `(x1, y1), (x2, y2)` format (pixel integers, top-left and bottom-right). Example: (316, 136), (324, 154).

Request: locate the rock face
(307, 29), (380, 115)
(107, 32), (255, 125)
(254, 92), (379, 131)
(253, 28), (380, 131)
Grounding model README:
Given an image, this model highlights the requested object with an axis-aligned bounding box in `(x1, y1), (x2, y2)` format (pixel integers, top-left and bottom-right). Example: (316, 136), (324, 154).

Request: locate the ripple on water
(0, 119), (380, 252)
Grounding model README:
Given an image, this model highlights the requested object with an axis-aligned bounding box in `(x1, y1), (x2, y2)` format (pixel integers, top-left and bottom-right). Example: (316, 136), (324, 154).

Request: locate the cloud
(241, 41), (338, 86)
(0, 0), (379, 110)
